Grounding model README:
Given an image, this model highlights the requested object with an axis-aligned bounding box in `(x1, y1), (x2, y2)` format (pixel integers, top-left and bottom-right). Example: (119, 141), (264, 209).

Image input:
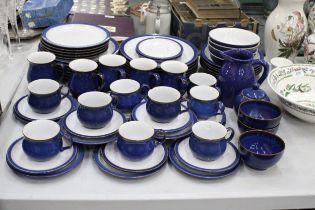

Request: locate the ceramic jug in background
(140, 0), (171, 35)
(217, 49), (269, 108)
(264, 0), (308, 62)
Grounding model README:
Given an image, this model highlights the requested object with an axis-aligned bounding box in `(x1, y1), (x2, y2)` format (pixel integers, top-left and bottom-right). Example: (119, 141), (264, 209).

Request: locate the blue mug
(160, 60), (189, 95)
(129, 58), (160, 88)
(146, 86), (185, 123)
(188, 85), (224, 119)
(77, 91), (113, 129)
(98, 54), (127, 91)
(27, 79), (69, 114)
(117, 121), (165, 160)
(189, 121), (234, 161)
(22, 120), (71, 161)
(110, 79), (148, 113)
(188, 72), (217, 94)
(27, 51), (59, 82)
(68, 59), (105, 98)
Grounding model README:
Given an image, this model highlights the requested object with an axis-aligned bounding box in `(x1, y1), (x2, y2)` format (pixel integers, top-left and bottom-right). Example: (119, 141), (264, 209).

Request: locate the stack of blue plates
(169, 138), (241, 179)
(6, 138), (84, 179)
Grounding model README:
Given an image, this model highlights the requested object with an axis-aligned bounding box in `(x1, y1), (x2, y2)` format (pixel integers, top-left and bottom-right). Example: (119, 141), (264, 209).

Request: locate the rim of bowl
(208, 38), (259, 51)
(238, 130), (285, 156)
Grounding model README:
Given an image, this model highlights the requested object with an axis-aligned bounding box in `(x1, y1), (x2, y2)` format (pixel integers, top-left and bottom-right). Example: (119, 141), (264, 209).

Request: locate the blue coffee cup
(160, 60), (189, 95)
(68, 59), (105, 98)
(189, 121), (234, 161)
(117, 121), (165, 160)
(77, 91), (113, 129)
(98, 54), (127, 91)
(188, 85), (225, 119)
(129, 58), (160, 88)
(27, 79), (69, 114)
(110, 79), (148, 113)
(27, 51), (59, 82)
(146, 86), (185, 123)
(22, 120), (72, 161)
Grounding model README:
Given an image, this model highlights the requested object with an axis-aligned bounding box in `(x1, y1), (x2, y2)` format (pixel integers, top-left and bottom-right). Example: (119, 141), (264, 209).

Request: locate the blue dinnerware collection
(7, 23), (286, 180)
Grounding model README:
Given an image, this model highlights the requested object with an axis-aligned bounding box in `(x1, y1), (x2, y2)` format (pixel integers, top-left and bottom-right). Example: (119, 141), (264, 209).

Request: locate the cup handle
(149, 72), (161, 87)
(178, 76), (189, 93)
(140, 84), (150, 96)
(179, 97), (190, 113)
(252, 59), (269, 85)
(225, 127), (235, 142)
(117, 68), (127, 79)
(59, 85), (70, 100)
(57, 63), (65, 83)
(97, 73), (106, 90)
(217, 101), (225, 113)
(60, 132), (73, 152)
(154, 129), (166, 146)
(111, 94), (118, 107)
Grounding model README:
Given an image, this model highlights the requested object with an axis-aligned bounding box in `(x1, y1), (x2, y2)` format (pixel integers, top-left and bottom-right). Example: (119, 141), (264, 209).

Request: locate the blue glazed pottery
(239, 130), (285, 170)
(129, 58), (160, 88)
(27, 79), (69, 114)
(117, 121), (165, 160)
(208, 38), (258, 53)
(188, 72), (217, 94)
(160, 60), (189, 95)
(68, 59), (105, 98)
(218, 49), (269, 108)
(22, 120), (71, 161)
(189, 121), (234, 161)
(146, 86), (183, 123)
(237, 119), (279, 134)
(77, 91), (113, 129)
(110, 79), (147, 113)
(238, 100), (282, 129)
(27, 51), (59, 82)
(188, 85), (225, 119)
(98, 54), (127, 91)
(234, 83), (270, 113)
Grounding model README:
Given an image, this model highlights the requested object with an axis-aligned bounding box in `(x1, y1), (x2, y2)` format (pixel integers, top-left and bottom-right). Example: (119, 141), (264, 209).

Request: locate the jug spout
(220, 49), (254, 62)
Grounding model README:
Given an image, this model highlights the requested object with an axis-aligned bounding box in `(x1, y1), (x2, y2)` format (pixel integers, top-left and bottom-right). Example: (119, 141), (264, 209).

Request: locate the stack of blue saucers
(60, 109), (126, 145)
(6, 137), (84, 179)
(93, 141), (168, 179)
(169, 138), (241, 179)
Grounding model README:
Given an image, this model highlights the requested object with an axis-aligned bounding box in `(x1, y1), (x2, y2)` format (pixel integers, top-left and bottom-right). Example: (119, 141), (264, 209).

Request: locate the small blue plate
(169, 142), (240, 180)
(93, 146), (166, 179)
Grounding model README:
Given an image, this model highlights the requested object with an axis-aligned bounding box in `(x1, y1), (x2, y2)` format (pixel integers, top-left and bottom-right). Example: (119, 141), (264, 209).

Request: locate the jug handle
(140, 2), (149, 23)
(252, 59), (269, 86)
(154, 5), (161, 34)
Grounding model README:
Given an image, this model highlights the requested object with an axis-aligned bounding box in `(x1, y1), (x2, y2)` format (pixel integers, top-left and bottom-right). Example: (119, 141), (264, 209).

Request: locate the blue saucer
(169, 143), (240, 179)
(93, 146), (166, 179)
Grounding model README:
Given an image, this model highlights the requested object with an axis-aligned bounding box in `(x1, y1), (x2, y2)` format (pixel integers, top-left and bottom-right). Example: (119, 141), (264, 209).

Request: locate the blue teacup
(129, 58), (160, 88)
(110, 79), (148, 113)
(22, 120), (71, 161)
(146, 86), (184, 123)
(77, 91), (113, 129)
(28, 79), (69, 114)
(160, 60), (189, 95)
(27, 51), (59, 82)
(117, 121), (165, 160)
(188, 85), (224, 119)
(189, 121), (234, 161)
(68, 59), (105, 98)
(98, 54), (127, 91)
(188, 72), (217, 94)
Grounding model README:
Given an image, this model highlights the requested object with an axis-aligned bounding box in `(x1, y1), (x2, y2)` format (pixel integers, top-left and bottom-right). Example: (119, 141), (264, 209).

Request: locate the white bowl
(268, 64), (315, 123)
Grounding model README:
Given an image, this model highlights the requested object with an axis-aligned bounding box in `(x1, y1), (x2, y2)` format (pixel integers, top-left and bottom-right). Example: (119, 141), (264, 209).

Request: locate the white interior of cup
(148, 86), (180, 103)
(161, 60), (188, 74)
(99, 54), (126, 67)
(69, 59), (98, 72)
(192, 121), (227, 140)
(209, 28), (260, 46)
(23, 120), (60, 141)
(189, 73), (216, 86)
(129, 58), (157, 71)
(270, 57), (293, 68)
(78, 91), (112, 108)
(28, 79), (60, 94)
(110, 79), (140, 94)
(27, 51), (56, 64)
(119, 121), (154, 141)
(190, 86), (219, 101)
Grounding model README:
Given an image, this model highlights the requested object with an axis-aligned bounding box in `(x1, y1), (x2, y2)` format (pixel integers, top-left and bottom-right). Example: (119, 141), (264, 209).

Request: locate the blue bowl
(239, 130), (285, 170)
(237, 119), (279, 134)
(238, 100), (282, 129)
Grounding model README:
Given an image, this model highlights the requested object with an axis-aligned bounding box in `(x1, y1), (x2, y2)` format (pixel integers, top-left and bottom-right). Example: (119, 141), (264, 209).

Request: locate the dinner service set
(6, 120), (84, 178)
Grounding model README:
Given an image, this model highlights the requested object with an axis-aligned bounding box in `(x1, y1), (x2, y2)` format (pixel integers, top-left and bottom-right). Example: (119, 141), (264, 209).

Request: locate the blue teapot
(218, 49), (269, 108)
